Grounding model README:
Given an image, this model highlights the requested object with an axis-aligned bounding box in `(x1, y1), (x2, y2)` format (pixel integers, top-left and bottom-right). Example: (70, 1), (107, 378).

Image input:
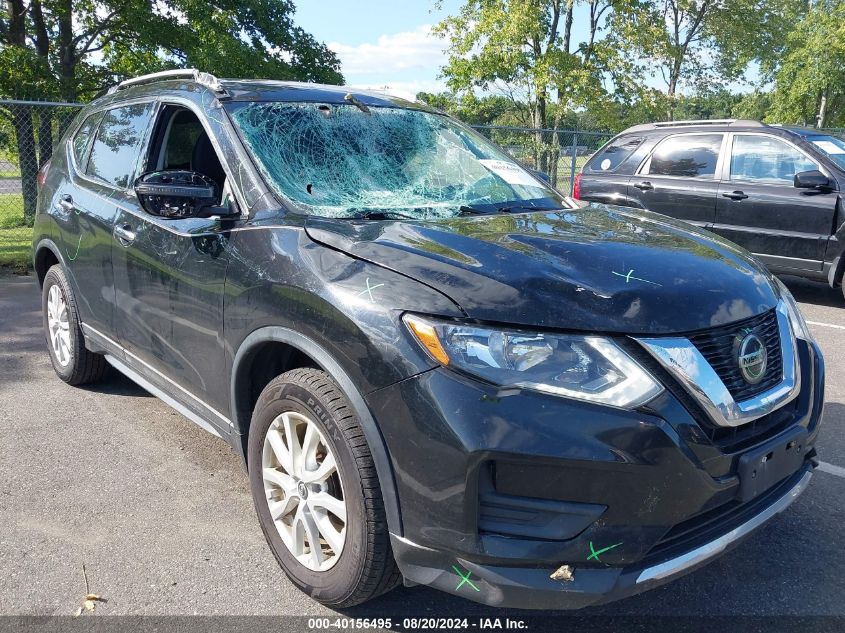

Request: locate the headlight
(774, 277), (813, 341)
(403, 315), (663, 408)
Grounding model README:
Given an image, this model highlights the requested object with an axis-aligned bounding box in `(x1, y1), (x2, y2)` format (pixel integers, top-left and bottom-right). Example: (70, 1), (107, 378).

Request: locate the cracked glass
(229, 102), (563, 218)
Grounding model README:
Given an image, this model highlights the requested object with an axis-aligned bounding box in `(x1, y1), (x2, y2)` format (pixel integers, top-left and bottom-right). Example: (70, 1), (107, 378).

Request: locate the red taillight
(37, 160), (50, 187)
(572, 172), (582, 200)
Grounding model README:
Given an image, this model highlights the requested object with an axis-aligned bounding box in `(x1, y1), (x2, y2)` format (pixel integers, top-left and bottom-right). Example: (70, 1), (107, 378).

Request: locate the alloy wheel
(46, 284), (71, 367)
(262, 411), (347, 571)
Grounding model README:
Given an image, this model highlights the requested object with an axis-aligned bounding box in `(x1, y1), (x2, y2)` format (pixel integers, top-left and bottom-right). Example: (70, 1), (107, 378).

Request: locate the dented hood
(305, 204), (779, 334)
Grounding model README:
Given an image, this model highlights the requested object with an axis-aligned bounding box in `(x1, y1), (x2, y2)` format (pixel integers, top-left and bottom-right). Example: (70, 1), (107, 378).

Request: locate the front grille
(688, 309), (782, 403)
(706, 395), (798, 452)
(643, 465), (807, 565)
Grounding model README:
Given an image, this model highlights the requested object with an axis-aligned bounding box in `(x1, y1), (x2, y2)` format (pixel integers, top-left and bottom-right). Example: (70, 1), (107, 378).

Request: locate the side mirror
(135, 170), (236, 218)
(794, 169), (830, 190)
(529, 168), (551, 184)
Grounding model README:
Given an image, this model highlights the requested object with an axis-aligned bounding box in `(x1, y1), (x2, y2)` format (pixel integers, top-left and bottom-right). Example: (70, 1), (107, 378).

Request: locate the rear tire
(247, 368), (400, 607)
(42, 264), (108, 385)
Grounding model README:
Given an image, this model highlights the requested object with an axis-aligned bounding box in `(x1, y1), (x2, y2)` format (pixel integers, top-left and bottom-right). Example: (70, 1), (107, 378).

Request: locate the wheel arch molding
(230, 325), (404, 536)
(33, 238), (65, 287)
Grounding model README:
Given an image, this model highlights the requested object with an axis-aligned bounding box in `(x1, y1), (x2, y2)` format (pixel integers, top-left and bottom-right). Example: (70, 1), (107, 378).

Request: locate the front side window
(71, 112), (102, 167)
(730, 134), (817, 184)
(646, 134), (723, 178)
(87, 103), (153, 188)
(228, 102), (564, 219)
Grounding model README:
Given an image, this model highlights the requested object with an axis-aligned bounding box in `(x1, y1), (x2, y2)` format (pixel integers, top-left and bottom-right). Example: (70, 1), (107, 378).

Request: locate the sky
(293, 2), (758, 101)
(293, 1), (462, 99)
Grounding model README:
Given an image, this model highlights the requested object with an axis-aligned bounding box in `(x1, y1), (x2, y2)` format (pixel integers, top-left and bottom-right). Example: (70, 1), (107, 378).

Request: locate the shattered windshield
(228, 102), (564, 219)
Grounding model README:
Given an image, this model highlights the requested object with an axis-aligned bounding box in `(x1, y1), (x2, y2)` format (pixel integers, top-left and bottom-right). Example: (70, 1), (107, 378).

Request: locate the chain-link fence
(470, 125), (613, 193)
(0, 100), (84, 269)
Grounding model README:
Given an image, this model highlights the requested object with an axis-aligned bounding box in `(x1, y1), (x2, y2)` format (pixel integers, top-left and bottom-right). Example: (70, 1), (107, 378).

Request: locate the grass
(0, 193), (31, 272)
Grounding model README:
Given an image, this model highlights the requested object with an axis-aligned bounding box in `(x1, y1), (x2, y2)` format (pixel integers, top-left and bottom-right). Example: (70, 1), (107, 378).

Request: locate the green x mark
(587, 541), (623, 562)
(452, 565), (480, 592)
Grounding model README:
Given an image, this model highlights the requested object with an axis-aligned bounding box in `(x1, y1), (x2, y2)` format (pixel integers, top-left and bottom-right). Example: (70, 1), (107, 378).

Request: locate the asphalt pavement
(1, 273), (844, 621)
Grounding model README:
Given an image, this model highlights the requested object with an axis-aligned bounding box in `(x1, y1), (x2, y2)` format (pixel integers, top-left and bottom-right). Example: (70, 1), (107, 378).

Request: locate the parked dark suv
(576, 119), (845, 293)
(33, 71), (824, 610)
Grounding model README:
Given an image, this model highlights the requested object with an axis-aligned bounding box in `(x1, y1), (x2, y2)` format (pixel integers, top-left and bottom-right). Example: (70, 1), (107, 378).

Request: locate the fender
(230, 326), (403, 536)
(33, 237), (66, 281)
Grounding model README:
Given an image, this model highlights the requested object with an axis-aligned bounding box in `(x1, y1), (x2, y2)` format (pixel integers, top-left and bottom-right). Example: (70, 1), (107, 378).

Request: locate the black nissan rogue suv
(575, 119), (845, 294)
(32, 71), (824, 610)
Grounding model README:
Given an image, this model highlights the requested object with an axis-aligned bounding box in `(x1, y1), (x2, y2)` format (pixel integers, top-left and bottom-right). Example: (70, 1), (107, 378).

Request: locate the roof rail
(652, 119), (765, 128)
(107, 69), (223, 94)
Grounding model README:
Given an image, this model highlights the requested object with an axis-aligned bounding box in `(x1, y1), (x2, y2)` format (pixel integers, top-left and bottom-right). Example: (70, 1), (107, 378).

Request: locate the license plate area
(737, 426), (807, 503)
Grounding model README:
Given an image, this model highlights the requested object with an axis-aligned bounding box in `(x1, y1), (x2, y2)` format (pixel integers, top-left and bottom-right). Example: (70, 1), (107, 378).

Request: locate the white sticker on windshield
(600, 158), (612, 170)
(479, 159), (540, 186)
(813, 140), (845, 155)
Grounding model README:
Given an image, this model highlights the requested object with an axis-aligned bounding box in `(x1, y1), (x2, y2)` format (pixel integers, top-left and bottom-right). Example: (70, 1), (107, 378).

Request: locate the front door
(110, 103), (233, 432)
(628, 133), (725, 228)
(712, 133), (837, 273)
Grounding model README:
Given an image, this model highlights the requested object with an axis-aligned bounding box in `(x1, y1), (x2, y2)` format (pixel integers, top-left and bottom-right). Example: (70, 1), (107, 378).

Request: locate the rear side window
(71, 113), (102, 167)
(587, 136), (643, 172)
(645, 134), (723, 178)
(87, 103), (154, 188)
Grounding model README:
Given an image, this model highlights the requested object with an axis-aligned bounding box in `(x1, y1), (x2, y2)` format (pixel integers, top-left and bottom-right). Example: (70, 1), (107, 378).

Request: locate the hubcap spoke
(309, 491), (346, 522)
(268, 495), (298, 521)
(302, 453), (336, 484)
(266, 429), (294, 474)
(262, 409), (347, 572)
(313, 512), (345, 554)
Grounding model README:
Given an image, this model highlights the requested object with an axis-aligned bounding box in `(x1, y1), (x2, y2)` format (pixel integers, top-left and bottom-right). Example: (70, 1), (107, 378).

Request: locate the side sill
(104, 354), (223, 440)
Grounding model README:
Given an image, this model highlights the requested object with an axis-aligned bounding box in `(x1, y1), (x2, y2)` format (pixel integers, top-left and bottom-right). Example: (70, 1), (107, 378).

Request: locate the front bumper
(365, 338), (824, 609)
(389, 468), (812, 609)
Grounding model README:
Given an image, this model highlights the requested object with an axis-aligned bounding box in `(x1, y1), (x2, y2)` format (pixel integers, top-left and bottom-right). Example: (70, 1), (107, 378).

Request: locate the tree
(434, 0), (617, 176)
(1, 0), (343, 222)
(609, 0), (797, 120)
(766, 2), (845, 128)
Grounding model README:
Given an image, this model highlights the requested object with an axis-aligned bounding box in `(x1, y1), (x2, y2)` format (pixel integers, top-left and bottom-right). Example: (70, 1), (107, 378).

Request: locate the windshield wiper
(347, 209), (418, 221)
(458, 205), (488, 215)
(496, 204), (561, 214)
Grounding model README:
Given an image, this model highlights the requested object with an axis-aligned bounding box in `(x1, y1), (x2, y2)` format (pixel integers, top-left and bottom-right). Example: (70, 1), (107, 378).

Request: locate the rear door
(713, 133), (837, 272)
(55, 104), (153, 339)
(629, 133), (726, 228)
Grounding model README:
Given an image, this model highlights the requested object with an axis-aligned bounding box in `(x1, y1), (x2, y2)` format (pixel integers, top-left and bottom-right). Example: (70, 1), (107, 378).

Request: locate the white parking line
(807, 320), (845, 331)
(818, 461), (845, 479)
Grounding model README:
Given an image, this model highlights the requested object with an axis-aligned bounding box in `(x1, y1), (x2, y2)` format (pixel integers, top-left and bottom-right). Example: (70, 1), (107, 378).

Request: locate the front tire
(247, 368), (400, 607)
(42, 264), (108, 385)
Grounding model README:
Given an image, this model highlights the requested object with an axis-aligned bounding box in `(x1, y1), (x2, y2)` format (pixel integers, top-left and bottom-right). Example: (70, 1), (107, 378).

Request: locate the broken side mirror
(135, 170), (237, 219)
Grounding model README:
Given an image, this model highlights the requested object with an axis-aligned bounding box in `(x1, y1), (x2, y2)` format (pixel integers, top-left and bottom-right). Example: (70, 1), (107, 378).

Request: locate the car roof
(92, 70), (438, 113)
(616, 119), (831, 139)
(776, 126), (836, 139)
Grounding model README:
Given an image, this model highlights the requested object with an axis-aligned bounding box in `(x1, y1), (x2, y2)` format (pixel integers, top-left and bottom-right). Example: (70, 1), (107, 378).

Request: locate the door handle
(722, 191), (748, 200)
(633, 181), (653, 191)
(56, 194), (75, 213)
(114, 224), (136, 245)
